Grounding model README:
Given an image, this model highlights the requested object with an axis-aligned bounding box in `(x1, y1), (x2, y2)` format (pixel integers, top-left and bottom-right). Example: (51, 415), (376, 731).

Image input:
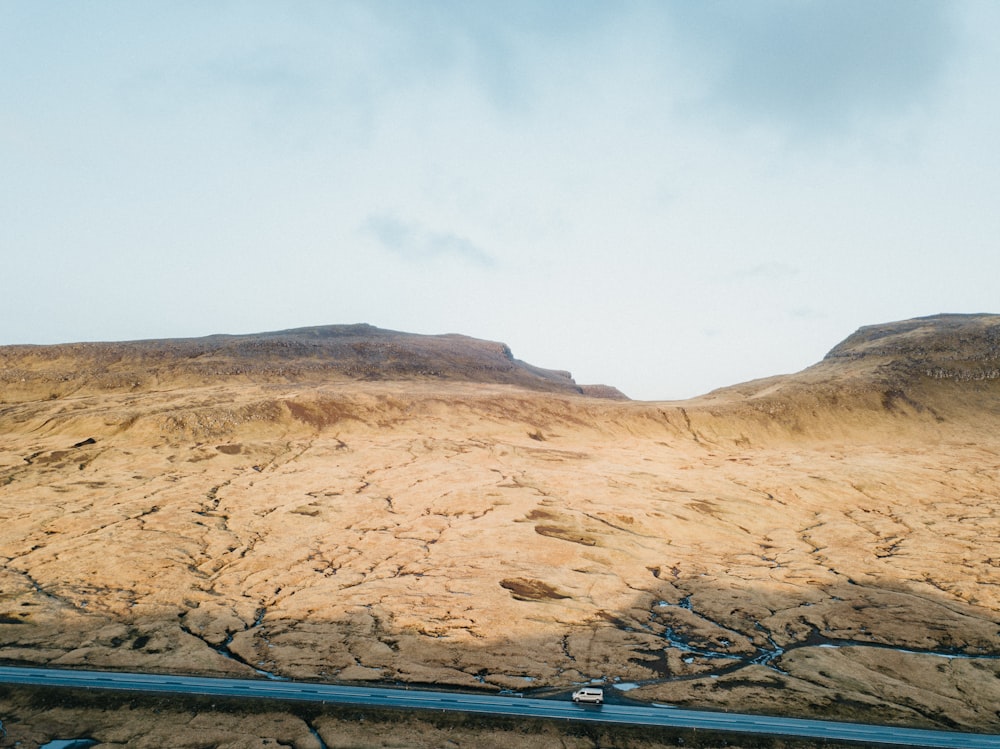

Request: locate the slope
(1, 314), (998, 731)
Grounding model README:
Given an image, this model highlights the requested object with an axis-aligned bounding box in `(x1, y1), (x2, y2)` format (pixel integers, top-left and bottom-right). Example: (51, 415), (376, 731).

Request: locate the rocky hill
(0, 323), (627, 402)
(1, 314), (999, 746)
(680, 313), (1000, 443)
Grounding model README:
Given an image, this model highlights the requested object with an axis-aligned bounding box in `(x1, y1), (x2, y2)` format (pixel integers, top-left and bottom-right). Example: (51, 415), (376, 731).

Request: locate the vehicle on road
(572, 687), (604, 705)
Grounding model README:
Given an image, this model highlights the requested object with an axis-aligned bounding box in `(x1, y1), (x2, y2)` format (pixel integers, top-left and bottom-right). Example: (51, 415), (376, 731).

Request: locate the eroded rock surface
(2, 315), (999, 732)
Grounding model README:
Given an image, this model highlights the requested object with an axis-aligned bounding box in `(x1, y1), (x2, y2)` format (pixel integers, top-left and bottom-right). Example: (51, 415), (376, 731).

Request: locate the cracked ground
(2, 373), (1000, 733)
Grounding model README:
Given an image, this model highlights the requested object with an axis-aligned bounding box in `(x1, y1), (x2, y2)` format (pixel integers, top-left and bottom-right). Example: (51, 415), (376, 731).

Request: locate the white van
(572, 687), (604, 704)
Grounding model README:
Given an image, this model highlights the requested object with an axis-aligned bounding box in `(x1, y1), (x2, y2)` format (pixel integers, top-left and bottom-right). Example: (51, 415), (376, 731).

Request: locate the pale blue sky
(3, 1), (998, 400)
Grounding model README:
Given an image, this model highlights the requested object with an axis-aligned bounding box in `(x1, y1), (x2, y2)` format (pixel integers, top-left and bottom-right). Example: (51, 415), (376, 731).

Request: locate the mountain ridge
(687, 313), (1000, 438)
(4, 313), (1000, 405)
(0, 323), (627, 401)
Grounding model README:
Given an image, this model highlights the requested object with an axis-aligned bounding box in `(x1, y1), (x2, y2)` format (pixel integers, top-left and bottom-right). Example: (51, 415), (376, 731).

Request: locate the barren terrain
(2, 315), (1000, 746)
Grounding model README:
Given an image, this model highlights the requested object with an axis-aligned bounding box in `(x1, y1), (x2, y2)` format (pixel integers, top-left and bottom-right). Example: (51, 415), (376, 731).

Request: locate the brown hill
(0, 324), (629, 402)
(676, 313), (1000, 444)
(1, 314), (999, 745)
(715, 312), (1000, 396)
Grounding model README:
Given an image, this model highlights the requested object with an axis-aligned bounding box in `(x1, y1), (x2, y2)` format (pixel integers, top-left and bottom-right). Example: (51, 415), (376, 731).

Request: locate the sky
(3, 1), (999, 401)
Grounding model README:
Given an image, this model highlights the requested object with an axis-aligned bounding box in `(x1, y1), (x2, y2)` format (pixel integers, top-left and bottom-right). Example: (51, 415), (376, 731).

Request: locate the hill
(0, 323), (628, 402)
(1, 314), (999, 745)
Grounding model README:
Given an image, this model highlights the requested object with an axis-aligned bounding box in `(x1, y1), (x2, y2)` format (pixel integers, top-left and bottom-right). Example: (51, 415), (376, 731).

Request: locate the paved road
(2, 665), (999, 748)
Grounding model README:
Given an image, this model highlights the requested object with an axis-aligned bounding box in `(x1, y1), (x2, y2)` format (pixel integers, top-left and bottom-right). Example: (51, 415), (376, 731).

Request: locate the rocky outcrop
(578, 384), (630, 400)
(681, 314), (1000, 444)
(824, 313), (1000, 383)
(0, 324), (593, 400)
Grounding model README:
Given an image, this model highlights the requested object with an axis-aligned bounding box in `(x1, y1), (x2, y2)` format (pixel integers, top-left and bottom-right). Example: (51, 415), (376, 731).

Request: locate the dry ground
(2, 317), (999, 746)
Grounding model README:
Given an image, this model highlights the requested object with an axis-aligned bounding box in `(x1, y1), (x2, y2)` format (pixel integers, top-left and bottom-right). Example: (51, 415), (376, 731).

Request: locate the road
(2, 665), (999, 748)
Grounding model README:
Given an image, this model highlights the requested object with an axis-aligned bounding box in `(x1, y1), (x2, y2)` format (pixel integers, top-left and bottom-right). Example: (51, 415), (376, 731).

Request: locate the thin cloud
(667, 0), (957, 135)
(362, 1), (616, 113)
(728, 262), (800, 281)
(199, 49), (318, 103)
(362, 214), (495, 266)
(788, 307), (826, 320)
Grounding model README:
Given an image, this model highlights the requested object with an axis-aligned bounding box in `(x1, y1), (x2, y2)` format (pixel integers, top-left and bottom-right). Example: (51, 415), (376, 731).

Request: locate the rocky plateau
(2, 314), (1000, 746)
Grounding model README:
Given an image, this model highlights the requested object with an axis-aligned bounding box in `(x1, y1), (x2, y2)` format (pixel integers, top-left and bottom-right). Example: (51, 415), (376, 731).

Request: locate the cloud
(362, 214), (495, 266)
(358, 0), (617, 112)
(788, 307), (826, 320)
(728, 262), (800, 281)
(666, 0), (957, 134)
(198, 48), (317, 103)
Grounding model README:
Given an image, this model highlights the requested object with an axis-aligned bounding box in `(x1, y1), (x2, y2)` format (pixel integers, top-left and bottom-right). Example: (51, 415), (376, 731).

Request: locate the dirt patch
(500, 578), (571, 601)
(535, 525), (598, 546)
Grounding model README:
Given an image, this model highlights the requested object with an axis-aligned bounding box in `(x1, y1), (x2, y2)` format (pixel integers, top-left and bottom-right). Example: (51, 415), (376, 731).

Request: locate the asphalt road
(2, 665), (999, 748)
